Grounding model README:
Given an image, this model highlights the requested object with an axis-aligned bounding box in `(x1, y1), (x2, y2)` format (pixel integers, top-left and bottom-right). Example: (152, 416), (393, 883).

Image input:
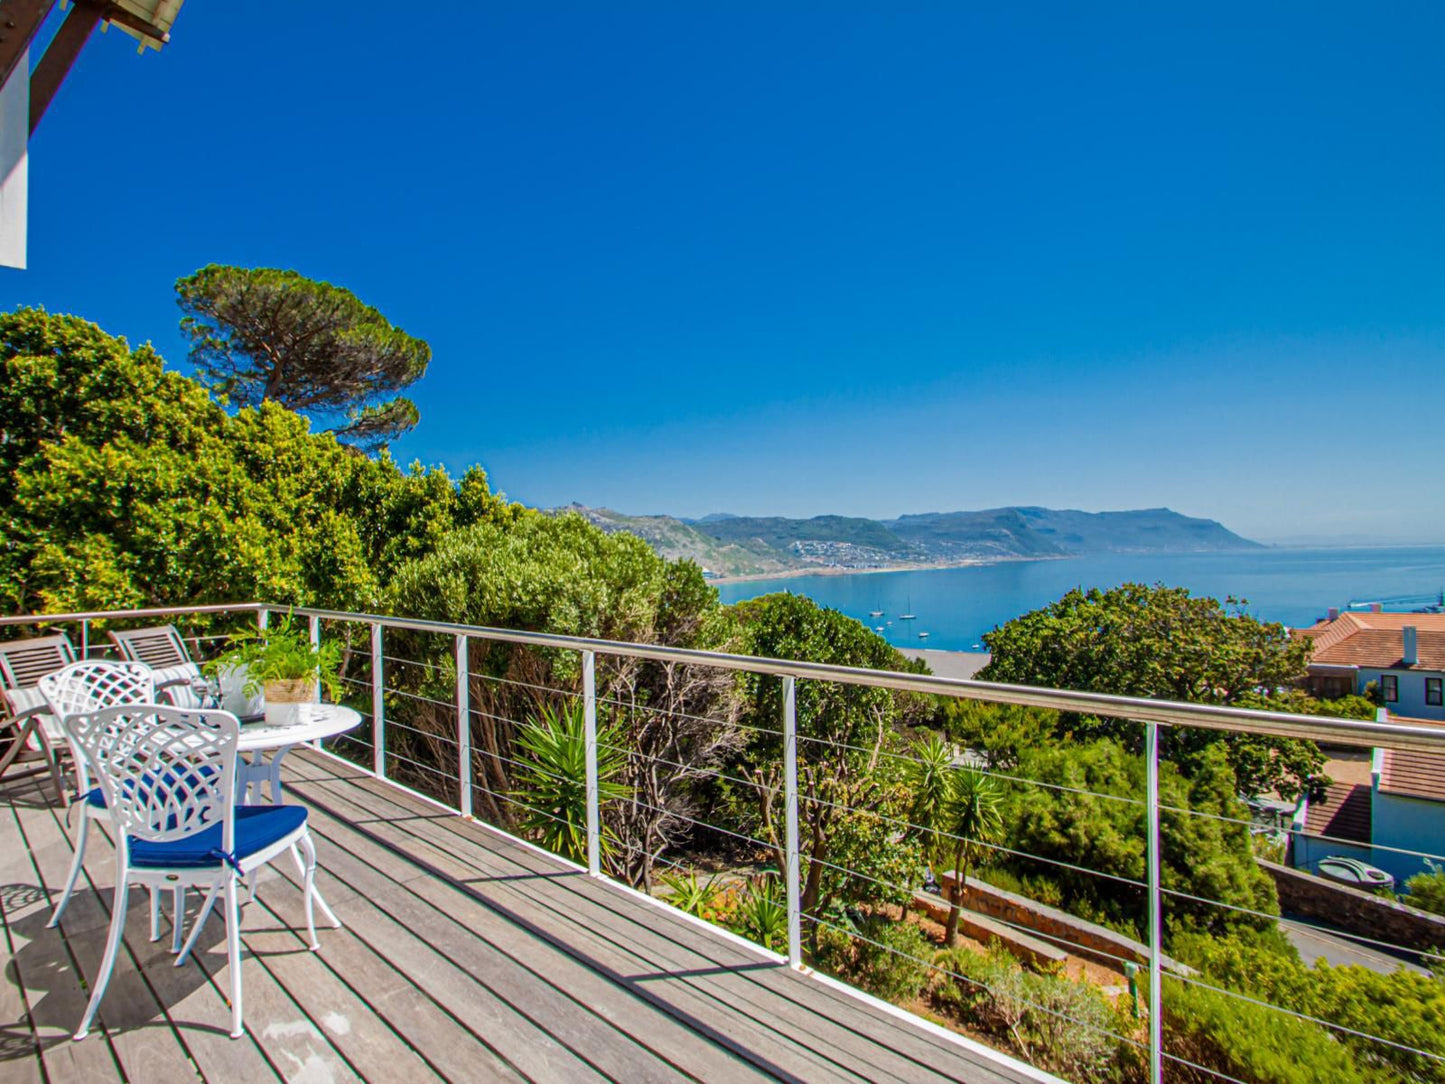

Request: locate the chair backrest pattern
(66, 706), (239, 850)
(0, 634), (78, 693)
(39, 661), (156, 720)
(109, 626), (192, 669)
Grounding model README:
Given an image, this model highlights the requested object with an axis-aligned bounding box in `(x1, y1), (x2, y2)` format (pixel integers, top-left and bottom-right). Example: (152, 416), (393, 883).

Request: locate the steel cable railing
(7, 601), (1445, 1083)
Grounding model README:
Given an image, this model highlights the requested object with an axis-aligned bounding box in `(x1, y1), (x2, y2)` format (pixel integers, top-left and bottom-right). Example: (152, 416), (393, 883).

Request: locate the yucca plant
(660, 870), (726, 920)
(733, 875), (789, 952)
(510, 702), (630, 865)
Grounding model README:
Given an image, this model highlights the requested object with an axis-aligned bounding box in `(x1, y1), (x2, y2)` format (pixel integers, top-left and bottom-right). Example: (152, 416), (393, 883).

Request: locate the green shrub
(1174, 929), (1445, 1082)
(815, 914), (934, 1004)
(934, 944), (1135, 1083)
(1404, 861), (1445, 917)
(1164, 976), (1367, 1083)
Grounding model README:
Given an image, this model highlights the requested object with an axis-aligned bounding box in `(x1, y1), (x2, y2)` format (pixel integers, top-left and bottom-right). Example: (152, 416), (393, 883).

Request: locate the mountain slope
(556, 504), (1260, 576)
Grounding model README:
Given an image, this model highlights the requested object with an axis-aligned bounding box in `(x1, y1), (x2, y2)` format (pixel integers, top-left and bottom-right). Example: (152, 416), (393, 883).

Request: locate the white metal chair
(38, 661), (178, 937)
(0, 633), (77, 803)
(64, 703), (332, 1040)
(109, 625), (204, 708)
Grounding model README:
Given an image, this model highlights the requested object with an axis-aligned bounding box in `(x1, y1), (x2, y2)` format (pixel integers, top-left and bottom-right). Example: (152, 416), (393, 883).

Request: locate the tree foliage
(997, 739), (1278, 939)
(0, 308), (501, 613)
(980, 583), (1326, 799)
(176, 265), (430, 449)
(727, 593), (929, 943)
(385, 512), (742, 887)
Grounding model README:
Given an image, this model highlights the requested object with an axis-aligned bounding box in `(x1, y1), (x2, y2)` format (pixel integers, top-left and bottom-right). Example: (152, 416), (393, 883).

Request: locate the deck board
(0, 748), (1045, 1084)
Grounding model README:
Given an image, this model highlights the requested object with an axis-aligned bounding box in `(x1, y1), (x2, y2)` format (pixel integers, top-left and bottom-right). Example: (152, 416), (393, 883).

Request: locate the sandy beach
(901, 648), (991, 679)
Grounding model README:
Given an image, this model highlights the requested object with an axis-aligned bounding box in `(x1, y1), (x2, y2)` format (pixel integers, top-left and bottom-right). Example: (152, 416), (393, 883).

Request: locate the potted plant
(209, 620), (343, 724)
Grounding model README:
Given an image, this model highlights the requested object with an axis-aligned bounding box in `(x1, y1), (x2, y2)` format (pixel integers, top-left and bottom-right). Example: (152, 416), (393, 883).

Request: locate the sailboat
(868, 607), (884, 618)
(918, 631), (930, 640)
(899, 596), (917, 620)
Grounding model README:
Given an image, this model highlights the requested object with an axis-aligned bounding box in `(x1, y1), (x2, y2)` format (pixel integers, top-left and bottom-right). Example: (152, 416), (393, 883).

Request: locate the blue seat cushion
(129, 805), (308, 870)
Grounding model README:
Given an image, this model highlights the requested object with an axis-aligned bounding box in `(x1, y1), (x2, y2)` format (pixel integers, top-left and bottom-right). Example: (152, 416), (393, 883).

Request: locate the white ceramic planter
(216, 663), (264, 717)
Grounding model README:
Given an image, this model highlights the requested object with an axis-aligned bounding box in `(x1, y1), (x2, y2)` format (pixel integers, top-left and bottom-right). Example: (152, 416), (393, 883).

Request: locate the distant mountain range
(558, 504), (1261, 579)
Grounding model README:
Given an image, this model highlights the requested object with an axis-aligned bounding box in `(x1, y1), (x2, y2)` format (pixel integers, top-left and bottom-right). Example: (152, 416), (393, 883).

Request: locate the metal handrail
(2, 600), (1441, 749)
(288, 604), (1444, 752)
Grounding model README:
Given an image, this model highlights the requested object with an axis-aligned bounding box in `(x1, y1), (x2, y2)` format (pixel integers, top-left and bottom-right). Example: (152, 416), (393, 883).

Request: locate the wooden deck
(0, 749), (1042, 1083)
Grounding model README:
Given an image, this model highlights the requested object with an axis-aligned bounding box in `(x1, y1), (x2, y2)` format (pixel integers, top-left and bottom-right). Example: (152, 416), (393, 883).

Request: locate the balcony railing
(5, 601), (1445, 1084)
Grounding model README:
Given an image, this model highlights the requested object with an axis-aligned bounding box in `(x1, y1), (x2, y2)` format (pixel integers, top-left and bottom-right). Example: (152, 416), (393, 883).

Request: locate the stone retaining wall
(1258, 859), (1445, 952)
(940, 873), (1188, 974)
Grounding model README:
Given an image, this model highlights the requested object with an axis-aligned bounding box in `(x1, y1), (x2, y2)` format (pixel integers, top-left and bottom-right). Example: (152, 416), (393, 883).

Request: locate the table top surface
(236, 703), (362, 752)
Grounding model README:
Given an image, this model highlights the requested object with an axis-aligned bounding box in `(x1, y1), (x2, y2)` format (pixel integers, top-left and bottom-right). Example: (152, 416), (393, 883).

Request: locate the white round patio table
(235, 703), (361, 804)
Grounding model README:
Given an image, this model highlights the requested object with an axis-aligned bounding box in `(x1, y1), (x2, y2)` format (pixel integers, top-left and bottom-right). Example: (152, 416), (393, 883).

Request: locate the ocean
(713, 546), (1445, 652)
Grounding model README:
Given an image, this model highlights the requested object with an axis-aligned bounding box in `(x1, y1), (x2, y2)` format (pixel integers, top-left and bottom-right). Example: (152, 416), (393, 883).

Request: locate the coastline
(708, 554), (1064, 586)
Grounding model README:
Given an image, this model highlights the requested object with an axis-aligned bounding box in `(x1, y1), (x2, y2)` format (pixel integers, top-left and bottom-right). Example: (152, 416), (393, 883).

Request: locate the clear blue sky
(8, 3), (1445, 542)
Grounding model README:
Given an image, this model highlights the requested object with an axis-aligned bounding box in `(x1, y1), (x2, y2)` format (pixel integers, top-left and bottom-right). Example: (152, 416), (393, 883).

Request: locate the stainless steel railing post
(1145, 719), (1163, 1084)
(257, 607), (268, 632)
(583, 649), (601, 877)
(456, 634), (472, 818)
(784, 675), (802, 968)
(309, 614), (321, 703)
(371, 622), (385, 778)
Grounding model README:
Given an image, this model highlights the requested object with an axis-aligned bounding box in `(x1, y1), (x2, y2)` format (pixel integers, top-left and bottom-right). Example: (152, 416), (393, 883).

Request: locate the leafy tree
(176, 265), (430, 449)
(0, 307), (502, 613)
(385, 512), (741, 887)
(1000, 739), (1278, 939)
(728, 592), (928, 947)
(938, 701), (1060, 770)
(980, 583), (1325, 799)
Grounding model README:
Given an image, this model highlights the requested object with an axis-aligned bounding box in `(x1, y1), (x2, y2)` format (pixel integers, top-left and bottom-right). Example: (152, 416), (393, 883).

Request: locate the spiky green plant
(660, 870), (726, 919)
(510, 702), (629, 864)
(733, 875), (789, 952)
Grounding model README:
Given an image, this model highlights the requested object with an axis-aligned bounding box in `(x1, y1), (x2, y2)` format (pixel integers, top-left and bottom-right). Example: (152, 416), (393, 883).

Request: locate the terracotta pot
(263, 677), (316, 724)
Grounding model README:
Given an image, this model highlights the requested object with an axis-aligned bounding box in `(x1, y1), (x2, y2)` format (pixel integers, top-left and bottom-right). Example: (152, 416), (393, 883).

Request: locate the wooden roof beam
(0, 0), (57, 91)
(29, 0), (102, 132)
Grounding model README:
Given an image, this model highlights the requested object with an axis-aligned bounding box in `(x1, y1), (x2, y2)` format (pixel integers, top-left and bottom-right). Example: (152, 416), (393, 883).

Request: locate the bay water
(713, 546), (1445, 652)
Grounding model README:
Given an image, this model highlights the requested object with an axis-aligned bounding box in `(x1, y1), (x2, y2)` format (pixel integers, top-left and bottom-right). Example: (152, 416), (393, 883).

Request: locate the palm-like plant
(904, 735), (1005, 946)
(941, 768), (1004, 946)
(510, 702), (630, 865)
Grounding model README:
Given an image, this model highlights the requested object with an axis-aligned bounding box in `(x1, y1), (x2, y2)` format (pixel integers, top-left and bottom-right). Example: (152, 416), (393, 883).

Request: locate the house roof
(1296, 613), (1445, 671)
(1378, 749), (1445, 803)
(1305, 781), (1373, 843)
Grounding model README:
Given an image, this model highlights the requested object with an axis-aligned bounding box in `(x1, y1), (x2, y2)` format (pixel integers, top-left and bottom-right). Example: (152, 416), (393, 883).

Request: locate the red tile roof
(1296, 613), (1445, 670)
(1305, 781), (1373, 843)
(1378, 749), (1445, 803)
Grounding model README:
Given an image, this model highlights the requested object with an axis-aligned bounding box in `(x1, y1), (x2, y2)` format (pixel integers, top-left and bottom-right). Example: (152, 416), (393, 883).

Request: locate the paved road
(1283, 913), (1429, 975)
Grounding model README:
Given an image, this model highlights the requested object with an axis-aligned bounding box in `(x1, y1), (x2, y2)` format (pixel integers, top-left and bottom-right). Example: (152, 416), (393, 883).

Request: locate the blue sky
(8, 3), (1445, 542)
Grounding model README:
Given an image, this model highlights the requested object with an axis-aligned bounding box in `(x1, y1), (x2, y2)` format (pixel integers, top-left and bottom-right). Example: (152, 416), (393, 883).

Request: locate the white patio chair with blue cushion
(64, 703), (331, 1041)
(38, 660), (182, 939)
